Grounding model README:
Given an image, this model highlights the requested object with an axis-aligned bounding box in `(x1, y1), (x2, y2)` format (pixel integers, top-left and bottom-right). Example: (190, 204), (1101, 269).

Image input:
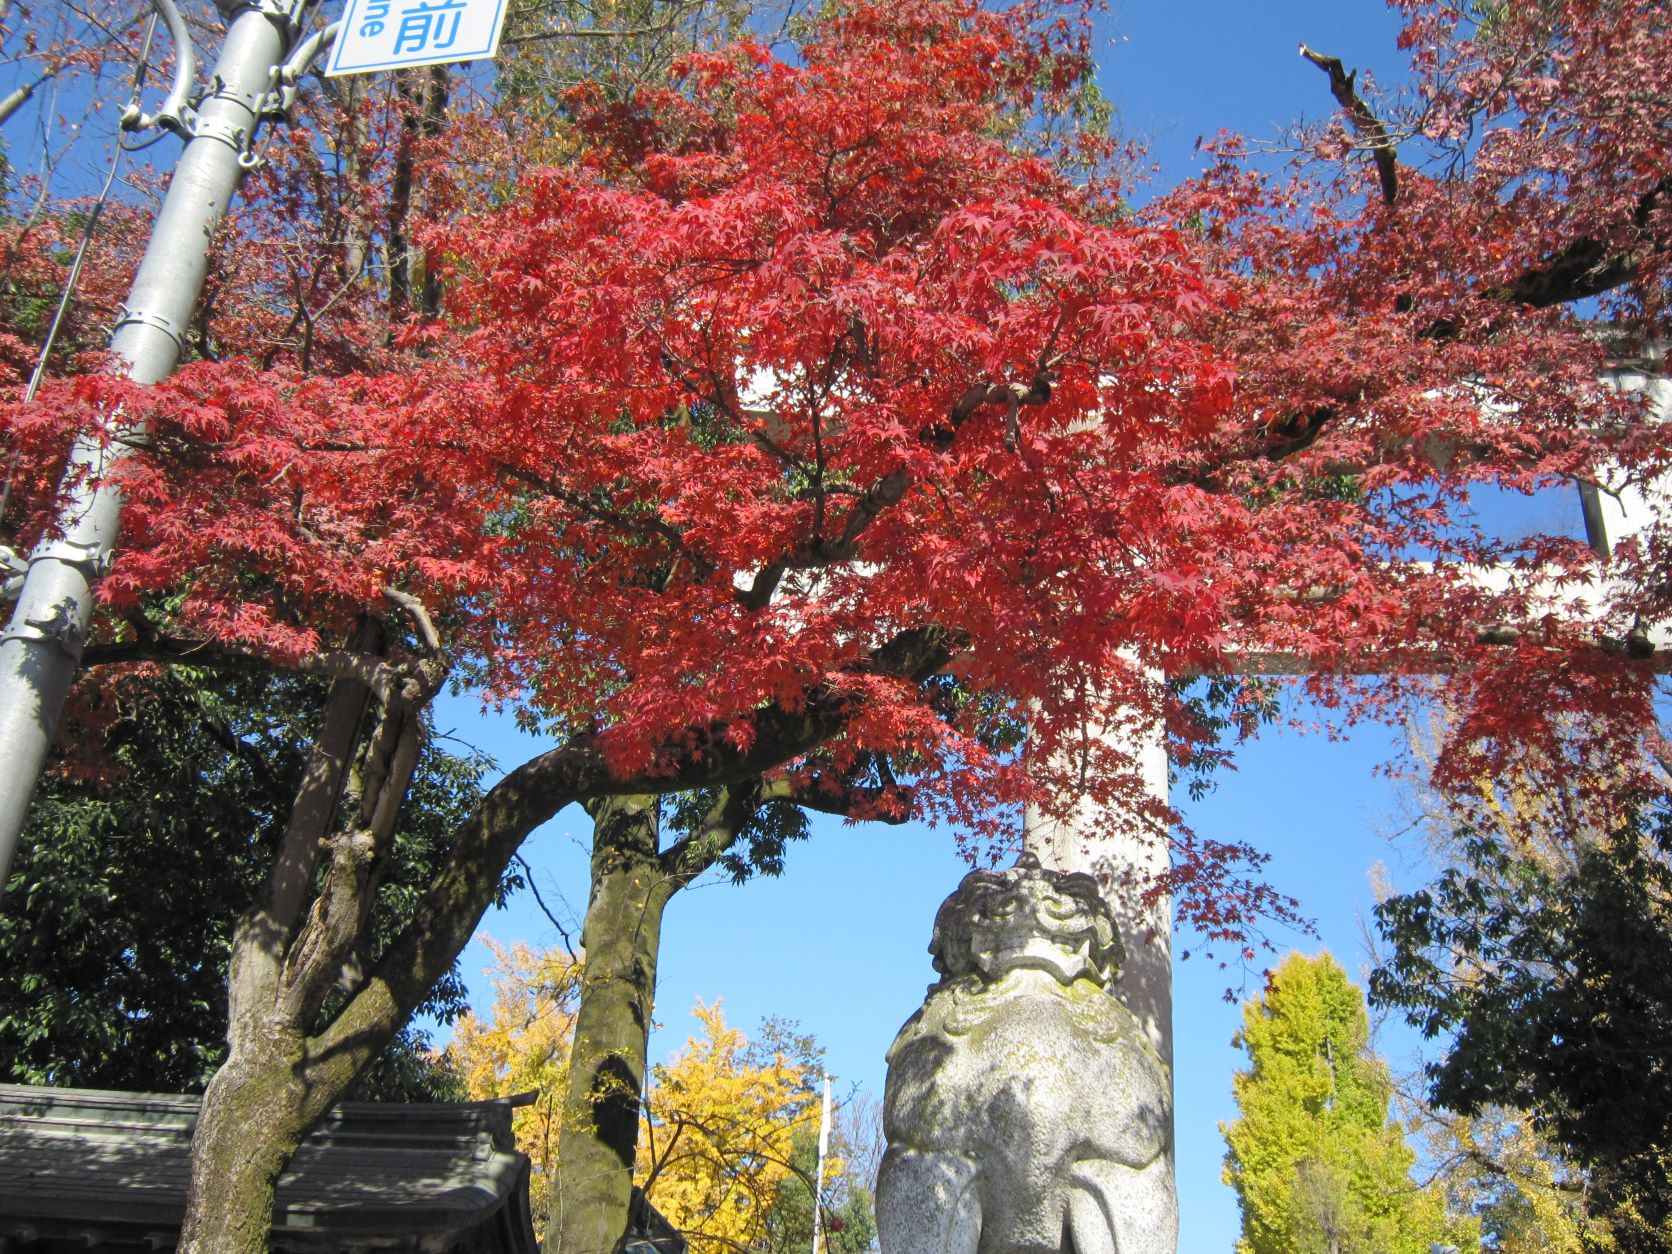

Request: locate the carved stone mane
(926, 853), (1123, 988)
(877, 853), (1176, 1254)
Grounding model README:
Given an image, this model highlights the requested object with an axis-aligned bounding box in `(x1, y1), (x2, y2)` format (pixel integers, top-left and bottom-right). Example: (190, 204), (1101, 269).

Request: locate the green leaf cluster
(668, 786), (811, 884)
(0, 666), (483, 1100)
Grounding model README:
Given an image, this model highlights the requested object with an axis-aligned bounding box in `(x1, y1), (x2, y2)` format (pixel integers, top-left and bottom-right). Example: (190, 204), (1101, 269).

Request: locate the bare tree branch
(1300, 42), (1400, 207)
(512, 850), (580, 959)
(735, 367), (1054, 610)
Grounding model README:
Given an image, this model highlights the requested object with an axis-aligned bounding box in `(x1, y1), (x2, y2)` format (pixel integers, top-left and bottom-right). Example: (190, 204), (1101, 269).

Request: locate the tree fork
(182, 649), (442, 1254)
(544, 775), (884, 1254)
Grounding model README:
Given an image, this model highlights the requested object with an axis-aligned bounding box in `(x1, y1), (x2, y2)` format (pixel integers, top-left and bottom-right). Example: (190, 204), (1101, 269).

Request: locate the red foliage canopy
(4, 0), (1668, 930)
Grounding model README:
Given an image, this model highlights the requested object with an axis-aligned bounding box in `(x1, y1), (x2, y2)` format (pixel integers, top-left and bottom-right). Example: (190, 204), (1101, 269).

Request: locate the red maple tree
(1, 0), (1667, 1249)
(1149, 0), (1670, 800)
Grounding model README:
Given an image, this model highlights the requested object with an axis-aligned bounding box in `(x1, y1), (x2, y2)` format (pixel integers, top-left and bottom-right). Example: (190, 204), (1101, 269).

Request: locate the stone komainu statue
(878, 853), (1176, 1254)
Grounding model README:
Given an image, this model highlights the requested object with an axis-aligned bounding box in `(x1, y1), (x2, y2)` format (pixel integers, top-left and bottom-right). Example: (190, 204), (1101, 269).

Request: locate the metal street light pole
(0, 0), (326, 893)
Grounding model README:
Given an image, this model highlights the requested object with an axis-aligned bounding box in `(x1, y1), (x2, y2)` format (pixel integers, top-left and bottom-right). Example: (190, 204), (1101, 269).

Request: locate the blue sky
(425, 4), (1596, 1250)
(1101, 0), (1409, 193)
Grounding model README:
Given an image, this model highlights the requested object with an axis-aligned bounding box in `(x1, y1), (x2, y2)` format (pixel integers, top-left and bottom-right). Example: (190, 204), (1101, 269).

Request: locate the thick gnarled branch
(1494, 176), (1671, 308)
(309, 621), (958, 1082)
(657, 764), (911, 880)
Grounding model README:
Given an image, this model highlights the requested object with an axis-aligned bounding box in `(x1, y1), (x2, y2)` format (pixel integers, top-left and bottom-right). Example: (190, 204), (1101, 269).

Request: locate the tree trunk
(387, 66), (450, 320)
(548, 794), (675, 1254)
(542, 779), (831, 1254)
(177, 1021), (319, 1254)
(330, 73), (370, 284)
(176, 644), (440, 1254)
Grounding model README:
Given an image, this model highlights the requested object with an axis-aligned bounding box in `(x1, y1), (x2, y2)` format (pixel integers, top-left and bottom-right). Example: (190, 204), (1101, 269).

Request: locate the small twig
(512, 851), (579, 958)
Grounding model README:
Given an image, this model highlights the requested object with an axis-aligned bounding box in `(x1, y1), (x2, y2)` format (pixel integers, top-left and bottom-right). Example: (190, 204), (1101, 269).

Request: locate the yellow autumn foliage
(447, 944), (860, 1253)
(446, 937), (581, 1236)
(638, 999), (831, 1254)
(1412, 1106), (1613, 1254)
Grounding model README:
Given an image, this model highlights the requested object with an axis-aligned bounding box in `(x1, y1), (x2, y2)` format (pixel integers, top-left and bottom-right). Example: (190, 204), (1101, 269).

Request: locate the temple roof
(0, 1083), (539, 1254)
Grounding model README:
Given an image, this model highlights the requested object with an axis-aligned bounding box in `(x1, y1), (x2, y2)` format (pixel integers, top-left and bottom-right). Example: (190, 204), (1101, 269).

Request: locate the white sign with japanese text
(326, 0), (509, 76)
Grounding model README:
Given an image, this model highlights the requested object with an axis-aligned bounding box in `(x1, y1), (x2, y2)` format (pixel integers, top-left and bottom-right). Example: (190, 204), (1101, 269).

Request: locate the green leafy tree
(0, 665), (488, 1100)
(1223, 951), (1471, 1254)
(1372, 803), (1672, 1252)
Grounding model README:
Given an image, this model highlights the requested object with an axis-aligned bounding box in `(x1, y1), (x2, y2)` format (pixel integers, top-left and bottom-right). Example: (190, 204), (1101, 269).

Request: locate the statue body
(877, 855), (1176, 1254)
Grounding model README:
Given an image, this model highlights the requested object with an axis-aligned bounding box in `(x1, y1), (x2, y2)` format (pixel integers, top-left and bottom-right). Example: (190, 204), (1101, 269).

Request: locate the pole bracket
(221, 0), (311, 29)
(187, 112), (263, 168)
(203, 72), (267, 115)
(0, 546), (24, 605)
(257, 0), (307, 22)
(30, 538), (115, 579)
(0, 599), (85, 658)
(113, 306), (188, 353)
(263, 20), (340, 120)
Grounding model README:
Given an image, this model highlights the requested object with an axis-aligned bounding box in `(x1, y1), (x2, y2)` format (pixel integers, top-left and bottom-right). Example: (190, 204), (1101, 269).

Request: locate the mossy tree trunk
(177, 1022), (322, 1254)
(177, 623), (446, 1254)
(547, 779), (816, 1254)
(549, 794), (674, 1254)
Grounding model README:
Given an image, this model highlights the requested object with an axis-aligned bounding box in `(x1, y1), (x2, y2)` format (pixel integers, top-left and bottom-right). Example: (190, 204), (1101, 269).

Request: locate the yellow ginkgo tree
(640, 1001), (826, 1252)
(447, 937), (582, 1233)
(448, 946), (875, 1253)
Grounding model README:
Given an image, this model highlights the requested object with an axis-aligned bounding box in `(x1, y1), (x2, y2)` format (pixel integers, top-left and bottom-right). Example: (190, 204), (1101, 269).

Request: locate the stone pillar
(1022, 708), (1172, 1073)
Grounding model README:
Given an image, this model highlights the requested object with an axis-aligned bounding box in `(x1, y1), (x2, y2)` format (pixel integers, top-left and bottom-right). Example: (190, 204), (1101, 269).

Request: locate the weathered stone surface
(878, 854), (1176, 1254)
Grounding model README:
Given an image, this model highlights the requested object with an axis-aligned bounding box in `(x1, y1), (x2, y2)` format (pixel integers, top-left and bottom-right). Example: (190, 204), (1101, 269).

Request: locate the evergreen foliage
(0, 665), (484, 1099)
(1372, 802), (1672, 1250)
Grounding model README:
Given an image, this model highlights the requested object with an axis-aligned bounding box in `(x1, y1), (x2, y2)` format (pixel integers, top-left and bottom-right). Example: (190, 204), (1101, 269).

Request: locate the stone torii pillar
(1023, 713), (1173, 1072)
